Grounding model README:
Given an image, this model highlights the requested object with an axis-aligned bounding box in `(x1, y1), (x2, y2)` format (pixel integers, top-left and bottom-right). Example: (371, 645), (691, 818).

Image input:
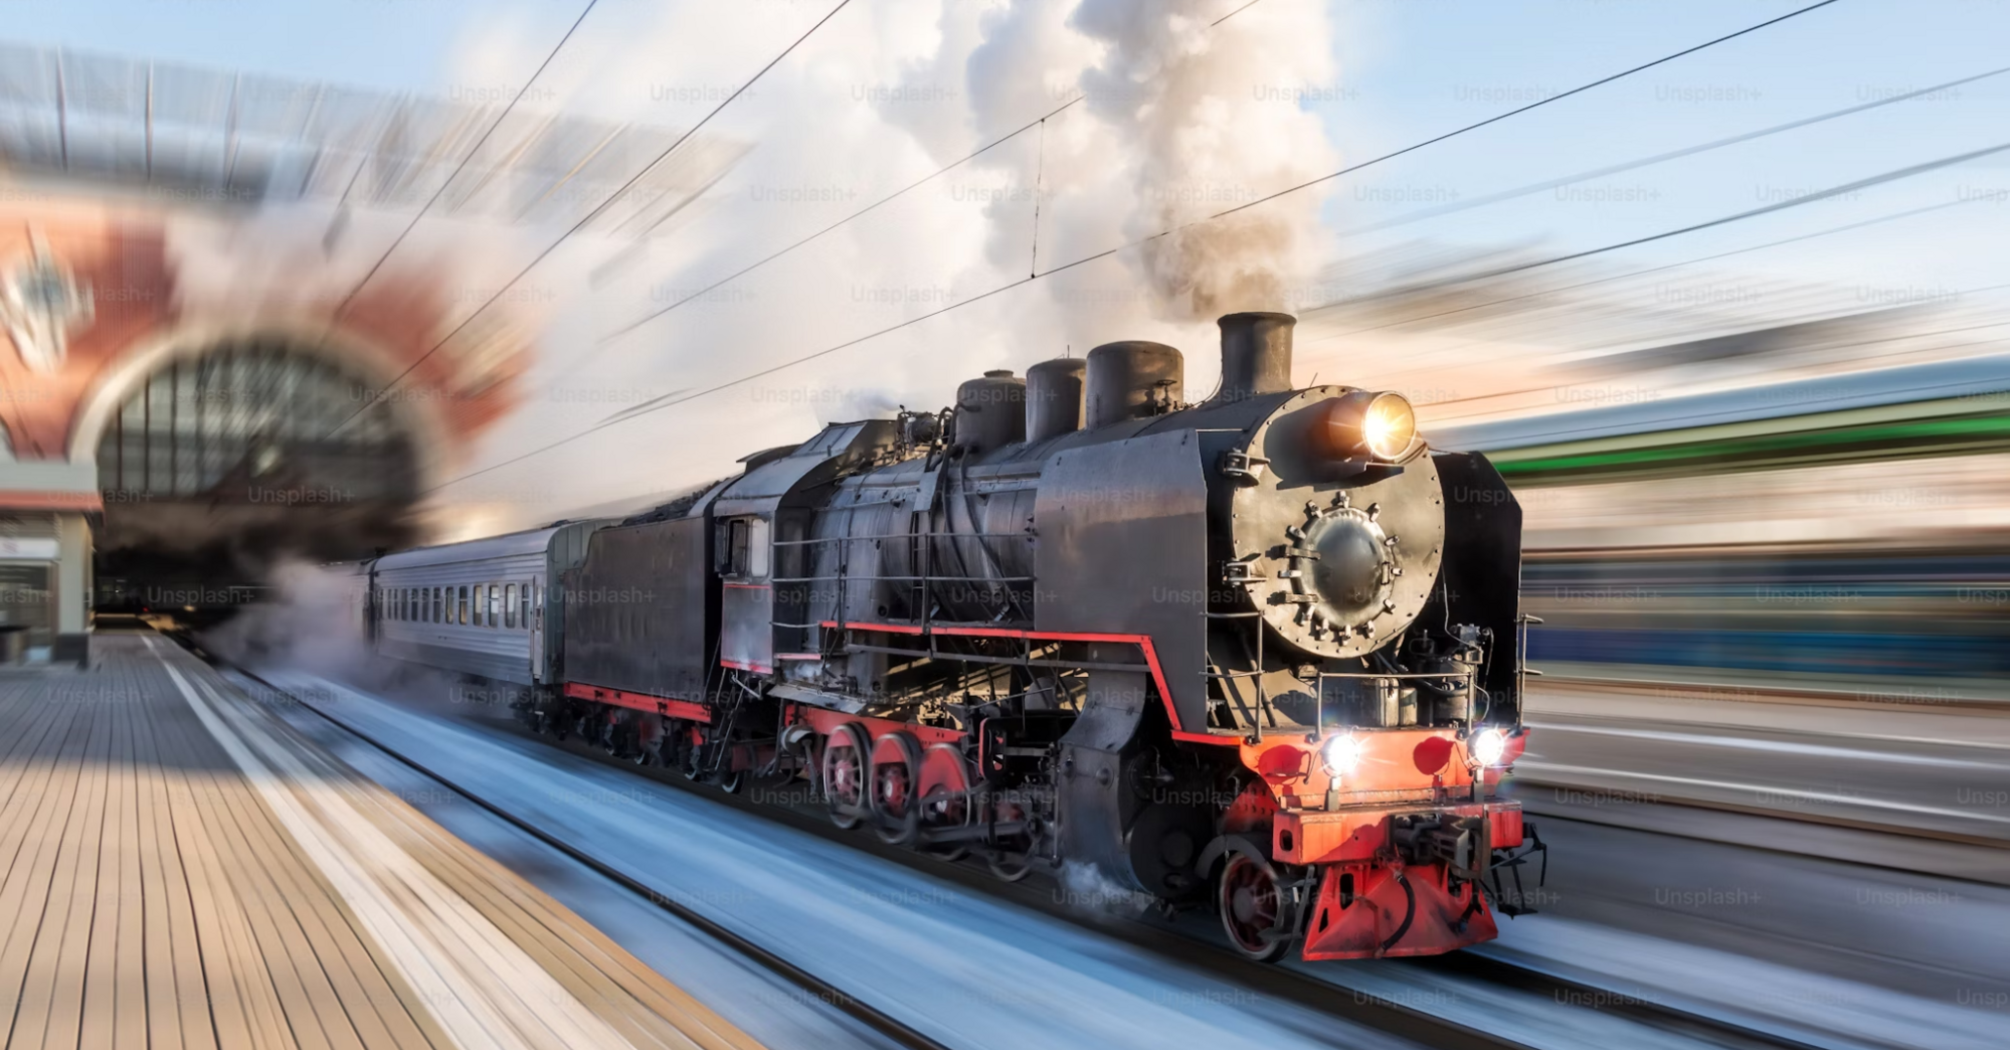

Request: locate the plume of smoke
(202, 559), (373, 676)
(951, 0), (1340, 324)
(448, 0), (1345, 528)
(1055, 860), (1157, 917)
(1071, 0), (1339, 320)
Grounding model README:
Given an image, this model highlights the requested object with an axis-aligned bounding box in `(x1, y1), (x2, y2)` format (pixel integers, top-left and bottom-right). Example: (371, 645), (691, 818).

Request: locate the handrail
(772, 573), (1034, 585)
(773, 531), (1028, 546)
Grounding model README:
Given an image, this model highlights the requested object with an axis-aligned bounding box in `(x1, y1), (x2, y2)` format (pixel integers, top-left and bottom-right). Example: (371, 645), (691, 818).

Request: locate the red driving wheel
(870, 731), (923, 846)
(1218, 853), (1292, 962)
(917, 743), (974, 861)
(821, 723), (870, 830)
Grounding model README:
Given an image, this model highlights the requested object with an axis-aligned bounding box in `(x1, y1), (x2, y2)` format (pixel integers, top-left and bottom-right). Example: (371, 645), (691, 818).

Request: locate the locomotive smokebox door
(1228, 390), (1446, 659)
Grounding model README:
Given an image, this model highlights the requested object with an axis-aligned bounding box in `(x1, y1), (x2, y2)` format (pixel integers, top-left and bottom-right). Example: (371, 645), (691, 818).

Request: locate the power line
(1337, 62), (2010, 238)
(426, 138), (1981, 496)
(613, 139), (2007, 423)
(1413, 315), (2010, 415)
(422, 0), (1851, 491)
(328, 0), (855, 437)
(1341, 139), (2010, 302)
(587, 94), (1083, 356)
(1212, 0), (1269, 27)
(593, 0), (1845, 353)
(589, 0), (1275, 353)
(1303, 195), (1995, 347)
(328, 0), (601, 323)
(1209, 0), (1847, 223)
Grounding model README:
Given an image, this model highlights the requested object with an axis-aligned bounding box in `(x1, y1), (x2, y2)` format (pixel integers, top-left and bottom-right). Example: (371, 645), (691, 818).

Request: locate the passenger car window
(488, 584), (500, 626)
(504, 584), (516, 627)
(457, 586), (468, 625)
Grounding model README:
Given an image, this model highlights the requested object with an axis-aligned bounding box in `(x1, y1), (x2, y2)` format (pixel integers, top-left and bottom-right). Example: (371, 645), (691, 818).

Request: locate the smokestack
(1215, 312), (1296, 404)
(1085, 341), (1183, 428)
(1025, 358), (1085, 441)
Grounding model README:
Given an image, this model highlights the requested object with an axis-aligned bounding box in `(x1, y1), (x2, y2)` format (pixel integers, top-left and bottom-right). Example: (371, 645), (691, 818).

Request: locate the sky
(6, 0), (2008, 532)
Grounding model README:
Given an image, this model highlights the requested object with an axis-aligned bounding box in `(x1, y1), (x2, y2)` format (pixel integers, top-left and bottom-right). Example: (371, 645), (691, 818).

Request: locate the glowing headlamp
(1316, 391), (1420, 462)
(1469, 727), (1508, 767)
(1321, 734), (1364, 776)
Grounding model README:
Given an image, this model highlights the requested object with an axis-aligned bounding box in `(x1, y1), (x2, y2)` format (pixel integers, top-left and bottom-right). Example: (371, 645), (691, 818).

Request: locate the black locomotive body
(425, 311), (1537, 961)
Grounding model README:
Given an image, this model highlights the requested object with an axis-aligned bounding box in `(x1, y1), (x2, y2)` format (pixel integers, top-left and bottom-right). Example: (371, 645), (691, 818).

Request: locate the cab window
(717, 516), (770, 578)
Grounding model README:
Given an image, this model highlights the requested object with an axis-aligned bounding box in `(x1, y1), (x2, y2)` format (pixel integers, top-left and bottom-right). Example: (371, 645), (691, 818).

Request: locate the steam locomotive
(358, 312), (1543, 962)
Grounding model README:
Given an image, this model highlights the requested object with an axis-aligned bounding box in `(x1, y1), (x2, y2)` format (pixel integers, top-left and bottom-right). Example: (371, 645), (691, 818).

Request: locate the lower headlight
(1469, 727), (1508, 767)
(1321, 734), (1363, 775)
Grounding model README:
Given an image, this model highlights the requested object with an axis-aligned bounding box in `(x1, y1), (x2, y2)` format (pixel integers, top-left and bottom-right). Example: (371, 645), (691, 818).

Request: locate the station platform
(0, 627), (764, 1050)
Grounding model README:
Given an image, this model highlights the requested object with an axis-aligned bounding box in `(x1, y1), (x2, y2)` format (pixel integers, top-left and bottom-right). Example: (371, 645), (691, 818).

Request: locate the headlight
(1362, 393), (1416, 459)
(1469, 728), (1508, 767)
(1321, 734), (1363, 775)
(1316, 391), (1419, 461)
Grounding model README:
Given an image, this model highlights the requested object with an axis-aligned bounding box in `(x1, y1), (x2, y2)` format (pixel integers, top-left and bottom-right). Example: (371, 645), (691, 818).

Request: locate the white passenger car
(372, 521), (607, 686)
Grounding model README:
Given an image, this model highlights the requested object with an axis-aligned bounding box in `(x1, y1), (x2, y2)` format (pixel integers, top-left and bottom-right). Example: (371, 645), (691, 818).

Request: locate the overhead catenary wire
(423, 137), (1988, 495)
(327, 0), (856, 437)
(1336, 62), (2010, 238)
(594, 0), (1871, 431)
(1303, 196), (1998, 347)
(1329, 139), (2010, 311)
(592, 0), (1848, 354)
(590, 0), (1274, 353)
(327, 0), (603, 324)
(585, 94), (1084, 358)
(421, 0), (1854, 491)
(1210, 0), (1846, 223)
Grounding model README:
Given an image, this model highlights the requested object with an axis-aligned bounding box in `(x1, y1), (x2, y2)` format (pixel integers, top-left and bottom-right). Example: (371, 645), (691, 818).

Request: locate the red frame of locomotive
(563, 618), (1528, 960)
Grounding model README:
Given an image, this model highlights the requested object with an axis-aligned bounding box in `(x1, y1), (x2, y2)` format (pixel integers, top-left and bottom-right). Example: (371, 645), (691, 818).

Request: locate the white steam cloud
(444, 0), (1344, 529)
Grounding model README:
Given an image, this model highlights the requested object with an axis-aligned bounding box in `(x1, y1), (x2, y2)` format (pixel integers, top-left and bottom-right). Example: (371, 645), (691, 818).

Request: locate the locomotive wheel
(1217, 853), (1293, 963)
(715, 745), (745, 794)
(633, 713), (663, 767)
(917, 744), (973, 862)
(821, 723), (870, 831)
(675, 727), (702, 781)
(870, 732), (923, 847)
(984, 797), (1033, 882)
(986, 853), (1033, 883)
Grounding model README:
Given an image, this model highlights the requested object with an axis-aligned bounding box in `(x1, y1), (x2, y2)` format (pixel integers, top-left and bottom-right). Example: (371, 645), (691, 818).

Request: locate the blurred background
(0, 0), (2001, 1042)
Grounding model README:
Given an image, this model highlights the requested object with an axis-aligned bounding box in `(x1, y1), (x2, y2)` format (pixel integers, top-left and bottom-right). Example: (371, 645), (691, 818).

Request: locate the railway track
(177, 634), (1835, 1050)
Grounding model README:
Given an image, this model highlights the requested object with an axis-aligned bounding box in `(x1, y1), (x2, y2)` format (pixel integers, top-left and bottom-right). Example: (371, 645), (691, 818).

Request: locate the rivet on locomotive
(537, 311), (1547, 961)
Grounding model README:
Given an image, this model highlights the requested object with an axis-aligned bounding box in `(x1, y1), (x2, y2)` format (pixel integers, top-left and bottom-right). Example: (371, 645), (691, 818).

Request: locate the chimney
(1214, 312), (1296, 404)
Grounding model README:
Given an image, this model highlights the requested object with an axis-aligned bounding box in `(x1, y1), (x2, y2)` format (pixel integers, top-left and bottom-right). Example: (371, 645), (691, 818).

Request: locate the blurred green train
(1430, 355), (2010, 685)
